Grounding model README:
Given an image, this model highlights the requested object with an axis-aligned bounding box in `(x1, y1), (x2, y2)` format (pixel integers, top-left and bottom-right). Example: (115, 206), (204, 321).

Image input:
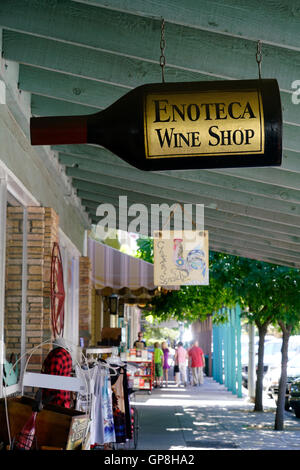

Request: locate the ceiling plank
(58, 151), (300, 207)
(91, 210), (300, 267)
(86, 208), (300, 265)
(58, 153), (300, 218)
(31, 94), (98, 116)
(73, 178), (300, 239)
(2, 29), (206, 89)
(209, 237), (300, 264)
(209, 232), (300, 257)
(209, 243), (300, 269)
(81, 193), (300, 251)
(204, 215), (300, 246)
(73, 0), (300, 51)
(18, 65), (124, 108)
(3, 30), (299, 128)
(64, 166), (300, 229)
(55, 143), (300, 181)
(0, 0), (299, 91)
(209, 165), (300, 190)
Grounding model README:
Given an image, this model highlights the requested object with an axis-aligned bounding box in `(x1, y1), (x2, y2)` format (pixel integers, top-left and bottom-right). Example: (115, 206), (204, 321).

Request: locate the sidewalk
(132, 377), (300, 450)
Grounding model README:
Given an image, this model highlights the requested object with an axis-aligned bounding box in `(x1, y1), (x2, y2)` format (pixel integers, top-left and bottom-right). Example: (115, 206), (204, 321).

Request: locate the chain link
(256, 40), (262, 79)
(160, 18), (166, 83)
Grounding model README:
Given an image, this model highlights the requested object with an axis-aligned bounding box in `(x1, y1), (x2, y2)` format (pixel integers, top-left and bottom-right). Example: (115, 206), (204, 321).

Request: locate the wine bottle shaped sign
(30, 79), (282, 171)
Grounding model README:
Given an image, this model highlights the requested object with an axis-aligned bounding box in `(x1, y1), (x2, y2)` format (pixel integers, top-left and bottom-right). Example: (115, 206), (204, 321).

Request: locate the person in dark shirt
(133, 331), (147, 350)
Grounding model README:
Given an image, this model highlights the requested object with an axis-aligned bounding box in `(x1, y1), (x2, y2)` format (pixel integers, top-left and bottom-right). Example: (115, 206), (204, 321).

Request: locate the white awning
(88, 237), (156, 291)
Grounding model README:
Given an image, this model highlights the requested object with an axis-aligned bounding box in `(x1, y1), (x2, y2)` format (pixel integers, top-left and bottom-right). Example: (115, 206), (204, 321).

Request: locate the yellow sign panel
(154, 231), (209, 286)
(144, 89), (264, 159)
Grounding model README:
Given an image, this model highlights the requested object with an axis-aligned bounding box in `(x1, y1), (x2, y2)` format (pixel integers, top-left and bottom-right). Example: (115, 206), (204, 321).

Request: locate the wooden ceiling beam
(58, 154), (300, 219)
(81, 195), (300, 253)
(73, 0), (300, 51)
(64, 165), (300, 229)
(58, 151), (300, 209)
(0, 1), (299, 91)
(75, 177), (300, 239)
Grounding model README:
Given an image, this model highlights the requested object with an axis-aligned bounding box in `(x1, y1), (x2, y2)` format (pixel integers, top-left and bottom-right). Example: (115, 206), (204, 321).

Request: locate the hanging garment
(91, 364), (116, 446)
(122, 366), (132, 440)
(75, 365), (97, 415)
(110, 366), (131, 443)
(111, 370), (126, 443)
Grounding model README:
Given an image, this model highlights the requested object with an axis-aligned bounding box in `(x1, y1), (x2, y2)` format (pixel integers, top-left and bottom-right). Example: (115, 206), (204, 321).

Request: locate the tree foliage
(150, 278), (235, 323)
(211, 252), (300, 427)
(136, 236), (154, 263)
(135, 236), (300, 428)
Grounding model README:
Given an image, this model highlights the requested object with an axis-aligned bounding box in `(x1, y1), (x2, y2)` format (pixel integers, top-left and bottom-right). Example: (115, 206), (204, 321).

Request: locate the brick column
(79, 256), (92, 347)
(5, 206), (60, 372)
(5, 207), (24, 360)
(26, 207), (46, 370)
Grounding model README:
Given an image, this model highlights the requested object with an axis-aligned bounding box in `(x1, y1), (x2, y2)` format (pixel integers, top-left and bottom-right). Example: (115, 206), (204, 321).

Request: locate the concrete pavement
(132, 377), (300, 450)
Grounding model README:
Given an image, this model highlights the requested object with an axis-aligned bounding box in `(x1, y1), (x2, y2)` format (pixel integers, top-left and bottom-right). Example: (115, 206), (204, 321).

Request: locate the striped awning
(88, 237), (156, 291)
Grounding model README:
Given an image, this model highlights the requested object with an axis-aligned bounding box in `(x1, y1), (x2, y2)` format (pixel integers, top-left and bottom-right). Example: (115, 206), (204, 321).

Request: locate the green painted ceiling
(1, 0), (300, 267)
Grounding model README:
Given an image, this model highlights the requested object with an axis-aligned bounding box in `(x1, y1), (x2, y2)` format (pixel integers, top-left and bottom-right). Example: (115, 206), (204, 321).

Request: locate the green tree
(211, 252), (300, 427)
(150, 278), (235, 324)
(272, 269), (300, 430)
(136, 236), (154, 263)
(136, 237), (300, 430)
(211, 253), (282, 412)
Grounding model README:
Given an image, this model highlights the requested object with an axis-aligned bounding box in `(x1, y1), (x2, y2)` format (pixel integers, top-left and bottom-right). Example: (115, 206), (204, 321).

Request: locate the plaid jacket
(42, 347), (73, 408)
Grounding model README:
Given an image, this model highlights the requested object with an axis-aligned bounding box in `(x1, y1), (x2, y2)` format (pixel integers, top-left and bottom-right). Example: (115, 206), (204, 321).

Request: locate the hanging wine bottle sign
(30, 79), (282, 171)
(153, 230), (209, 286)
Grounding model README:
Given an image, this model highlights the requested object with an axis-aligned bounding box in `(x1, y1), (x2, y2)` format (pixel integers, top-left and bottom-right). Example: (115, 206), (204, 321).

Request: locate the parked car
(265, 354), (300, 411)
(289, 378), (300, 418)
(242, 338), (282, 389)
(243, 336), (300, 390)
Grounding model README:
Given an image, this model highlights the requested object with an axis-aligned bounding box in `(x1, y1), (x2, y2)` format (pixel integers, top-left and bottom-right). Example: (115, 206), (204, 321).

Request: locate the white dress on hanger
(91, 363), (116, 445)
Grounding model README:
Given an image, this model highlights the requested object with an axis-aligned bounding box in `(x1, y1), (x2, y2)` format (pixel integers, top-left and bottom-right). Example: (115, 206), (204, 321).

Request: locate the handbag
(174, 364), (179, 374)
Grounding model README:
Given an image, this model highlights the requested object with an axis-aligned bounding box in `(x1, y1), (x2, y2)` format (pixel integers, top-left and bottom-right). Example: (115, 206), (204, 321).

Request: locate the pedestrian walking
(188, 340), (205, 386)
(174, 342), (188, 387)
(173, 346), (180, 386)
(161, 341), (170, 387)
(154, 342), (164, 388)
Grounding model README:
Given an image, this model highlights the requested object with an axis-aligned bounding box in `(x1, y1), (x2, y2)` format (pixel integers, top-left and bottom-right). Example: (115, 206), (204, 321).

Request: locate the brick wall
(5, 206), (59, 372)
(5, 206), (23, 362)
(5, 205), (95, 370)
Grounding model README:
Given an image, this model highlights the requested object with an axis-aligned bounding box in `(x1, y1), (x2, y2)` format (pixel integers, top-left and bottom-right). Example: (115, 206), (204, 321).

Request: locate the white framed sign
(154, 230), (209, 286)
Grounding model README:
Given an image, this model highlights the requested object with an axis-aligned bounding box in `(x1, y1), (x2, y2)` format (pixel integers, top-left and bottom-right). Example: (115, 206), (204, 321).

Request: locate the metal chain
(256, 40), (262, 79)
(160, 18), (166, 83)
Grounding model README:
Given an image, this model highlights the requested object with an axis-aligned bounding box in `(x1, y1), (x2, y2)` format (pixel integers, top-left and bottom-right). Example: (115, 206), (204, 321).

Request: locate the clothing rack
(79, 357), (133, 450)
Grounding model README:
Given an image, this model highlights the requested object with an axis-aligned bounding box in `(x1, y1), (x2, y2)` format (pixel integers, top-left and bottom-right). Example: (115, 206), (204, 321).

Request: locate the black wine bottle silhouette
(30, 79), (282, 171)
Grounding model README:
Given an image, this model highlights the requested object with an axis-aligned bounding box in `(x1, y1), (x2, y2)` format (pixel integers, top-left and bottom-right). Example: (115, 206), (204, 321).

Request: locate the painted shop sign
(153, 231), (209, 286)
(144, 89), (264, 158)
